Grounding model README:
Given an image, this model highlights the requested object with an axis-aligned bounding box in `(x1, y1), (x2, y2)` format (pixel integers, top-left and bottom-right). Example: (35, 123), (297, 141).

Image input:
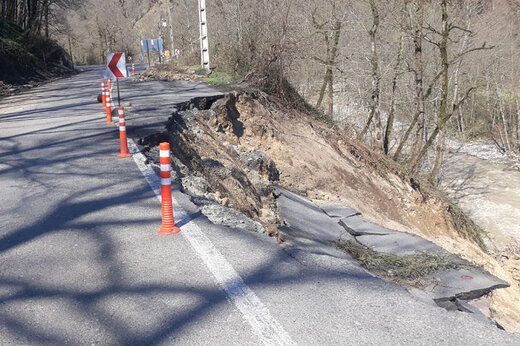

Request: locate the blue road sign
(141, 39), (164, 52)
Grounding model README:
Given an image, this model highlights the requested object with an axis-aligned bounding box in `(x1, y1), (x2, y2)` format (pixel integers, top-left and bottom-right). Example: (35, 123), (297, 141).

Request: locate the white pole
(167, 1), (175, 54)
(198, 0), (210, 72)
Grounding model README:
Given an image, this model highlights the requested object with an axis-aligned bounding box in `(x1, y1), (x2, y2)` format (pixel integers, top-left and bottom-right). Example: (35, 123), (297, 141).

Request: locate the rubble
(135, 87), (520, 331)
(274, 188), (510, 327)
(138, 63), (196, 82)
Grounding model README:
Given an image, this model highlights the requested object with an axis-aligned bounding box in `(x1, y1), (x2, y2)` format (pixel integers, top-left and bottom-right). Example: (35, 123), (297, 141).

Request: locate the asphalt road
(0, 66), (519, 345)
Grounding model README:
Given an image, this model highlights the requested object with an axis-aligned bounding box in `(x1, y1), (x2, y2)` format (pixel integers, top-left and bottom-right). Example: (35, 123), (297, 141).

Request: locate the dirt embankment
(0, 20), (73, 97)
(140, 89), (520, 332)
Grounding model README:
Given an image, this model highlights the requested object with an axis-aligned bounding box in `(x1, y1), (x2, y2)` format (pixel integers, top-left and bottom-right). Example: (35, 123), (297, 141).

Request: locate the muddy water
(441, 142), (520, 247)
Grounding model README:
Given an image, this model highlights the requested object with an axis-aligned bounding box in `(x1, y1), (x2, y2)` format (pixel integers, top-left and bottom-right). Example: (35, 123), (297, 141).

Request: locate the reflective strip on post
(105, 94), (114, 124)
(116, 106), (131, 158)
(101, 82), (106, 109)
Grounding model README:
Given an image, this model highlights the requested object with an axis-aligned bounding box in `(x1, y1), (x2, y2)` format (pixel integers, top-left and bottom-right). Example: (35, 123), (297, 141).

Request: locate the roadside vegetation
(336, 240), (461, 286)
(0, 20), (71, 84)
(1, 1), (73, 95)
(201, 71), (234, 86)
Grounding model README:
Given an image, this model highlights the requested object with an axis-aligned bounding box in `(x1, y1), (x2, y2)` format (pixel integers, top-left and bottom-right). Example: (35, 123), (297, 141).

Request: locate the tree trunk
(1, 0), (6, 19)
(410, 0), (425, 163)
(394, 0), (424, 161)
(393, 110), (420, 161)
(410, 0), (449, 172)
(497, 85), (512, 151)
(6, 0), (17, 24)
(515, 97), (520, 149)
(44, 0), (49, 38)
(327, 20), (341, 119)
(384, 35), (403, 155)
(315, 18), (341, 120)
(328, 66), (334, 119)
(316, 68), (331, 109)
(26, 0), (38, 32)
(457, 106), (465, 135)
(359, 0), (382, 151)
(429, 130), (445, 184)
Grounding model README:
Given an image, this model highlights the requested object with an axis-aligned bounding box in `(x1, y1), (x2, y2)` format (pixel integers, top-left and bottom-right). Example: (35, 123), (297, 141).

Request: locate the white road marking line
(127, 139), (295, 346)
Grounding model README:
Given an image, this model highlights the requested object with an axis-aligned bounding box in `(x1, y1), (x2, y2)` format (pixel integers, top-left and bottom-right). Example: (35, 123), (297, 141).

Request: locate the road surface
(0, 66), (519, 345)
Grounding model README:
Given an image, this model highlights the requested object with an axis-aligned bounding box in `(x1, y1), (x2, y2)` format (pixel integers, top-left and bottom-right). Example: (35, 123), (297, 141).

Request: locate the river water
(441, 140), (520, 247)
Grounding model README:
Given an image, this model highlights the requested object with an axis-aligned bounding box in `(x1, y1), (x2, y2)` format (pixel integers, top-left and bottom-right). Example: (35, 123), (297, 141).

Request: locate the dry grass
(336, 240), (460, 286)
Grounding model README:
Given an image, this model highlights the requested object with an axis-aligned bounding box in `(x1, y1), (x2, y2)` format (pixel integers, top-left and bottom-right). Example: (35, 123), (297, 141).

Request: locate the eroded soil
(138, 89), (520, 332)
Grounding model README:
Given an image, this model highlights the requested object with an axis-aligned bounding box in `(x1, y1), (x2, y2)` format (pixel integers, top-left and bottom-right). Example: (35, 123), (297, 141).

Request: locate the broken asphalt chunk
(318, 203), (361, 219)
(429, 268), (510, 302)
(338, 215), (399, 236)
(275, 187), (354, 242)
(355, 232), (450, 257)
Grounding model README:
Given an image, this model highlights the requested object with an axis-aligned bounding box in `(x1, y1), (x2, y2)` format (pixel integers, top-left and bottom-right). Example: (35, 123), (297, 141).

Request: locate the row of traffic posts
(100, 78), (181, 235)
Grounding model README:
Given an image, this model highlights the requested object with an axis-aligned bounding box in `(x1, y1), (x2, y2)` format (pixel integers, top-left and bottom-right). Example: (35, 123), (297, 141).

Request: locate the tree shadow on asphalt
(0, 145), (376, 344)
(0, 218), (377, 345)
(0, 101), (97, 122)
(0, 67), (378, 344)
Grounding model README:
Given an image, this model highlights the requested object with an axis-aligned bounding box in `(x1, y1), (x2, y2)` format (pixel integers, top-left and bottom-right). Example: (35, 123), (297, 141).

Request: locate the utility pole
(198, 0), (210, 72)
(166, 0), (175, 55)
(158, 17), (165, 63)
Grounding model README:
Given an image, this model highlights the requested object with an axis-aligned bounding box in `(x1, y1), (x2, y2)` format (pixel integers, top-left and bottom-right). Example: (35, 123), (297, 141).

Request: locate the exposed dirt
(139, 63), (197, 82)
(138, 89), (520, 332)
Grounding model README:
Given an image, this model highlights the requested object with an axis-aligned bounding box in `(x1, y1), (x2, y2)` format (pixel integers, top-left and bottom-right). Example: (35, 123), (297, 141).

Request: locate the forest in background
(3, 0), (520, 182)
(0, 0), (73, 85)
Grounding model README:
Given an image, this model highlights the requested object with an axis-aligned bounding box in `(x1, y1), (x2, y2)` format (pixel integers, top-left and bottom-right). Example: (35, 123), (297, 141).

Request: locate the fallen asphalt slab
(275, 188), (511, 325)
(0, 66), (519, 345)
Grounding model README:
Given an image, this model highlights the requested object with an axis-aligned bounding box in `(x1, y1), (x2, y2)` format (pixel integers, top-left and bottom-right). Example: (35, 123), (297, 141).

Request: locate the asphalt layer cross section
(0, 66), (519, 345)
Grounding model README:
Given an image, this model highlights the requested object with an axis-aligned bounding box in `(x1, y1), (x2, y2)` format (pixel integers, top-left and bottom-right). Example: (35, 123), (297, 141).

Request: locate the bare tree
(359, 0), (383, 152)
(409, 0), (493, 172)
(312, 1), (344, 119)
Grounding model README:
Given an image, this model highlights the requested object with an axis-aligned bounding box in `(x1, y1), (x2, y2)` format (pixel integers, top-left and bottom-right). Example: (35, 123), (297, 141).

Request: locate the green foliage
(0, 19), (23, 40)
(0, 19), (72, 84)
(202, 71), (235, 85)
(0, 37), (39, 83)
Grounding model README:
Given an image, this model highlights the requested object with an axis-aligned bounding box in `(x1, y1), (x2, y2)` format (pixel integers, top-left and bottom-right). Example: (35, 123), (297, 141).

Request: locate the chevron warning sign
(106, 52), (127, 78)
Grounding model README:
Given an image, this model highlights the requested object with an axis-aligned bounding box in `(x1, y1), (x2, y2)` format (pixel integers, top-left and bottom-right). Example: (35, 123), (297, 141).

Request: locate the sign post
(141, 38), (163, 67)
(106, 52), (128, 106)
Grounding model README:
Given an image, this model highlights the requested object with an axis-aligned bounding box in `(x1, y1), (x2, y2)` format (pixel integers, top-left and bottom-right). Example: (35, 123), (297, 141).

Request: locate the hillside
(131, 66), (520, 332)
(0, 19), (72, 96)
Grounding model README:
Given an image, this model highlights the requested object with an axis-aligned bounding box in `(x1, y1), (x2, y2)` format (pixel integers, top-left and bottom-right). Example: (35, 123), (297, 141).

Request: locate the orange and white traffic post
(101, 81), (107, 109)
(107, 78), (112, 102)
(105, 93), (114, 125)
(158, 142), (180, 234)
(116, 107), (132, 158)
(132, 63), (135, 77)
